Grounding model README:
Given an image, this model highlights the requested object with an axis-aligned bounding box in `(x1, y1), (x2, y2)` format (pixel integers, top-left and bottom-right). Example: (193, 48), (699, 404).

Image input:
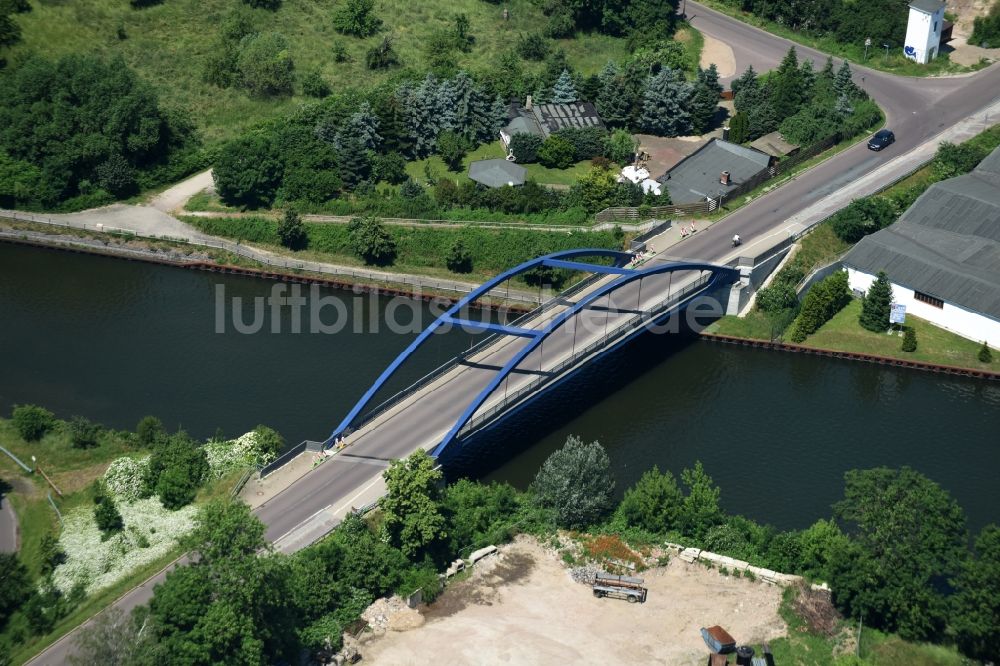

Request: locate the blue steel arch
(327, 248), (634, 444)
(327, 249), (737, 454)
(428, 259), (737, 458)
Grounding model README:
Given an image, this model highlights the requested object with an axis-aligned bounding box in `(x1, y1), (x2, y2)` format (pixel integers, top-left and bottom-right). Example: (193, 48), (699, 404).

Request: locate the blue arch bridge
(328, 248), (738, 461)
(258, 248), (738, 550)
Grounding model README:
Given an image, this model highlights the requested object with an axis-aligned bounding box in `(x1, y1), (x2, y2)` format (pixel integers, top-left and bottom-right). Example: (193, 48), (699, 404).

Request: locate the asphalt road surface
(27, 9), (1000, 664)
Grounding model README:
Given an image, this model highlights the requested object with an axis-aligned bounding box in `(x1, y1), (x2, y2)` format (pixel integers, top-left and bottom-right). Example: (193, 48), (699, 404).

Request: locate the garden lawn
(405, 141), (593, 188)
(799, 299), (995, 370)
(8, 0), (631, 145)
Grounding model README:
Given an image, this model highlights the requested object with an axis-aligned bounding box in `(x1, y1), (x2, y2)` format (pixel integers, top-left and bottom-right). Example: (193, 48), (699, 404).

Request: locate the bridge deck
(258, 254), (728, 549)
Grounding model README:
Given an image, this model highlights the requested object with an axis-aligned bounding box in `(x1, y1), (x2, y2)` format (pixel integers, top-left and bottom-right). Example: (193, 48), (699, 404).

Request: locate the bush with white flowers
(52, 496), (197, 596)
(103, 456), (150, 502)
(204, 430), (277, 478)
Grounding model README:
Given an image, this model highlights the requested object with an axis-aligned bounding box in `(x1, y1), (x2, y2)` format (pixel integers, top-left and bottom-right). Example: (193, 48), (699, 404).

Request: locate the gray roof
(909, 0), (945, 13)
(468, 159), (527, 188)
(749, 131), (799, 157)
(842, 146), (1000, 319)
(502, 101), (605, 140)
(656, 139), (772, 204)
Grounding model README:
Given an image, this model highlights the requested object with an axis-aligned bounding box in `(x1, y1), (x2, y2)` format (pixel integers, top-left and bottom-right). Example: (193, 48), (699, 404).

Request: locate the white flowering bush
(204, 430), (277, 478)
(52, 496), (197, 596)
(103, 456), (150, 502)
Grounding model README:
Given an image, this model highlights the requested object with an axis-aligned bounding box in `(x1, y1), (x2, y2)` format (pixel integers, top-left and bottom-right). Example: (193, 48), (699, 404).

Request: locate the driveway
(0, 480), (19, 552)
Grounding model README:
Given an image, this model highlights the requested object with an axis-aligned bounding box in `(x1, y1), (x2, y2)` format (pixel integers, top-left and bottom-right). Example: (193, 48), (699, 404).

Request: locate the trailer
(592, 572), (648, 603)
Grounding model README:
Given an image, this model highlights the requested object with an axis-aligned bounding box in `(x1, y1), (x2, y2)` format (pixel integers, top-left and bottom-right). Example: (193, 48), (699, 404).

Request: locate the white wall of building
(846, 267), (1000, 348)
(904, 5), (944, 64)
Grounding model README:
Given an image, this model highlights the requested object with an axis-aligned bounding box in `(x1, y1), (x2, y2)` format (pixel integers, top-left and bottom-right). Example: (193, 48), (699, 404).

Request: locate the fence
(0, 209), (539, 304)
(629, 220), (672, 251)
(0, 445), (33, 473)
(47, 492), (63, 525)
(259, 440), (324, 479)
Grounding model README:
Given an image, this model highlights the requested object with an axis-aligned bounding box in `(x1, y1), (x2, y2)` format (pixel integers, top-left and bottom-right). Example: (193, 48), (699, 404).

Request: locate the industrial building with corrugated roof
(842, 145), (1000, 347)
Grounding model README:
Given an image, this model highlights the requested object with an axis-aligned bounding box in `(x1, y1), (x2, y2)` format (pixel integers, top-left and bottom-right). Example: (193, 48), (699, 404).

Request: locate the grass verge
(799, 299), (995, 369)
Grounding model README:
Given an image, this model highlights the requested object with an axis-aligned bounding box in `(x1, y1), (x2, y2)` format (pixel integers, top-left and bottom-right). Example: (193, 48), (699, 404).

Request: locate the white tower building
(903, 0), (946, 64)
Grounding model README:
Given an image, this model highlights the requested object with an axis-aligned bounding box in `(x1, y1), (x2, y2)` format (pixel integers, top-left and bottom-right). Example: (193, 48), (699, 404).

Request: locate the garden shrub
(11, 405), (55, 442)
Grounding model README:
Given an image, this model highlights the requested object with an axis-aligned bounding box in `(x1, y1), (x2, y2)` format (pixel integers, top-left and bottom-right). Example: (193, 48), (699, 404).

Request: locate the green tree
(372, 152), (408, 184)
(301, 69), (331, 98)
(727, 111), (749, 144)
(859, 270), (893, 332)
(832, 467), (968, 641)
(640, 67), (692, 136)
(94, 494), (124, 539)
(901, 327), (917, 352)
(770, 46), (804, 121)
(531, 434), (614, 529)
(0, 553), (32, 629)
(333, 0), (382, 37)
(237, 32), (295, 97)
(348, 216), (397, 265)
(508, 133), (543, 163)
(551, 69), (578, 103)
(617, 466), (683, 534)
(754, 282), (798, 315)
(436, 130), (469, 171)
(789, 270), (851, 342)
(604, 129), (638, 164)
(243, 0), (280, 9)
(979, 340), (993, 364)
(365, 35), (399, 70)
(537, 134), (576, 169)
(690, 64), (722, 135)
(0, 11), (22, 48)
(277, 209), (308, 250)
(952, 524), (1000, 661)
(445, 239), (473, 273)
(443, 479), (520, 550)
(678, 461), (723, 540)
(516, 32), (549, 61)
(213, 134), (283, 208)
(11, 404), (55, 442)
(136, 415), (164, 448)
(829, 197), (897, 243)
(971, 0), (1000, 47)
(144, 431), (209, 510)
(252, 425), (284, 462)
(68, 607), (155, 666)
(149, 500), (300, 665)
(932, 141), (988, 180)
(69, 416), (101, 449)
(380, 450), (447, 560)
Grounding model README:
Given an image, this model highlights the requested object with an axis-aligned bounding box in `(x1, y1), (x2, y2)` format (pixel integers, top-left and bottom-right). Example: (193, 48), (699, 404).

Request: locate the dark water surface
(2, 243), (998, 531)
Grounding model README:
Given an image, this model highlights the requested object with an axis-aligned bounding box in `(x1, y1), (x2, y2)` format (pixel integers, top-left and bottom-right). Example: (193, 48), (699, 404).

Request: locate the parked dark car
(868, 129), (895, 151)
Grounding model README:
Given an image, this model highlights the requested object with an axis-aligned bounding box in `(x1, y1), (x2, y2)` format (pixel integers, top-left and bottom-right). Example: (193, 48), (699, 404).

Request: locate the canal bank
(2, 242), (998, 532)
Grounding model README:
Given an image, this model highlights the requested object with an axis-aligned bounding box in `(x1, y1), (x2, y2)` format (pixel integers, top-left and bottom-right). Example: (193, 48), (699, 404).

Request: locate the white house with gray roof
(842, 146), (1000, 348)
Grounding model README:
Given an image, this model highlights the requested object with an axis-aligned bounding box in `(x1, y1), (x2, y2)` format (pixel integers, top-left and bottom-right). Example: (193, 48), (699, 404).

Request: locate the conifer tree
(978, 341), (993, 364)
(728, 111), (749, 144)
(375, 94), (414, 157)
(551, 69), (578, 103)
(901, 327), (917, 352)
(820, 56), (835, 81)
(639, 67), (692, 137)
(835, 60), (859, 99)
(338, 101), (381, 151)
(690, 64), (723, 135)
(770, 46), (804, 120)
(730, 64), (758, 99)
(799, 58), (816, 94)
(859, 270), (893, 332)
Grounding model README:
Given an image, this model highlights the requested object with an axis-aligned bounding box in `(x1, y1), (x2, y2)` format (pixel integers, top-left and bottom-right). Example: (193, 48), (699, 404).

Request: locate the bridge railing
(259, 440), (324, 479)
(457, 272), (713, 437)
(347, 269), (615, 436)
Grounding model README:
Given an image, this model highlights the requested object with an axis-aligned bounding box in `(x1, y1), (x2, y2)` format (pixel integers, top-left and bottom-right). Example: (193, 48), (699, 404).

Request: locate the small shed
(749, 131), (799, 158)
(468, 159), (527, 188)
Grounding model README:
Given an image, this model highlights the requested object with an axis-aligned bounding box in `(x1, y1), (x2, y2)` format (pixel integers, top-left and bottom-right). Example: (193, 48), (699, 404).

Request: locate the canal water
(2, 243), (998, 531)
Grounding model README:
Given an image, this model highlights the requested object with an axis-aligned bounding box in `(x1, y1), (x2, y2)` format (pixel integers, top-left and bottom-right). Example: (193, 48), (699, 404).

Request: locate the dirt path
(701, 33), (738, 78)
(150, 169), (215, 214)
(359, 536), (786, 665)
